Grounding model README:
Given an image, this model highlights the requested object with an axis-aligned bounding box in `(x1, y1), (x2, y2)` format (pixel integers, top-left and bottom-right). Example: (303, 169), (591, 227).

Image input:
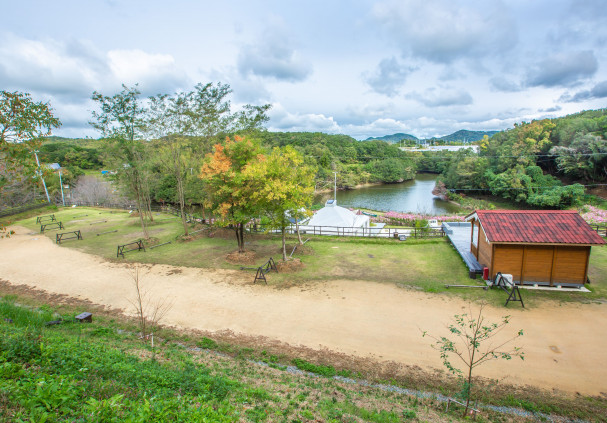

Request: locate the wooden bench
(117, 240), (146, 258)
(56, 230), (83, 244)
(36, 214), (56, 224)
(40, 221), (65, 233)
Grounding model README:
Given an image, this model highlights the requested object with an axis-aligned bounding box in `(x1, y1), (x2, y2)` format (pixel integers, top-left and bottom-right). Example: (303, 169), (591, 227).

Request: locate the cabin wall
(552, 246), (590, 284)
(492, 245), (524, 281)
(491, 244), (590, 285)
(477, 224), (492, 269)
(470, 218), (479, 257)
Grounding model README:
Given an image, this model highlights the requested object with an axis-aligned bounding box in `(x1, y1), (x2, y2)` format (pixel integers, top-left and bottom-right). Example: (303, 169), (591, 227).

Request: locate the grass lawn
(10, 206), (607, 307)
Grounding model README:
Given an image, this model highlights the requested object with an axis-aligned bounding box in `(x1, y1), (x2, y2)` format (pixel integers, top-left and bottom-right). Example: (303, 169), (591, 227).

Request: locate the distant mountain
(435, 130), (499, 143)
(364, 133), (419, 143)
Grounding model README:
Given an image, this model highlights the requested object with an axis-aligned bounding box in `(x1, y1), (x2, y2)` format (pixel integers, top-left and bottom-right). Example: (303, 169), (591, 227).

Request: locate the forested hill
(438, 108), (607, 208)
(364, 133), (419, 142)
(365, 130), (498, 143)
(436, 130), (498, 143)
(253, 131), (417, 188)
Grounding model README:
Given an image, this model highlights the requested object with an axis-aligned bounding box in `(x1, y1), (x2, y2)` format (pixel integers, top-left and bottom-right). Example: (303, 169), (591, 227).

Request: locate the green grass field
(9, 206), (607, 306)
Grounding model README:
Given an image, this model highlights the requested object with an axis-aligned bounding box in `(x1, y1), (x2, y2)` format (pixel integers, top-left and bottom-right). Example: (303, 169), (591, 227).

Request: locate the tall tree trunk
(239, 223), (245, 253)
(234, 223), (245, 253)
(176, 170), (188, 236)
(134, 183), (149, 239)
(295, 220), (303, 245)
(281, 225), (287, 261)
(142, 178), (154, 222)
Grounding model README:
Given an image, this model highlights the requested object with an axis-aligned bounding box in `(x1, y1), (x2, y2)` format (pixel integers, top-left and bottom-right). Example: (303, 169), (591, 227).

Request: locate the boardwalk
(443, 222), (483, 276)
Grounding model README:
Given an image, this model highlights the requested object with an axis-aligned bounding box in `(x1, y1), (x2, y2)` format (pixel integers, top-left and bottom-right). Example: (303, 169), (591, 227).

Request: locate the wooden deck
(443, 223), (483, 276)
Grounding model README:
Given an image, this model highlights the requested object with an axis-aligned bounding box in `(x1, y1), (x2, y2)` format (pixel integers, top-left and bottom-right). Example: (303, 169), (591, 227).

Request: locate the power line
(303, 152), (607, 160)
(445, 184), (607, 192)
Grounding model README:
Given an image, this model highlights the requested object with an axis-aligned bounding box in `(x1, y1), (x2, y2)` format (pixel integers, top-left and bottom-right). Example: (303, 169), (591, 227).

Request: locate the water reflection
(315, 173), (460, 215)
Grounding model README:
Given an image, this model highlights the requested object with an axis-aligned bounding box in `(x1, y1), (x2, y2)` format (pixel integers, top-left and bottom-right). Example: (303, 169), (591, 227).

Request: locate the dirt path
(1, 226), (606, 396)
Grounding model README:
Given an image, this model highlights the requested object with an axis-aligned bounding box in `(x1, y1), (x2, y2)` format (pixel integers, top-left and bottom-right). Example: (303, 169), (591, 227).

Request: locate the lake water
(316, 173), (461, 215)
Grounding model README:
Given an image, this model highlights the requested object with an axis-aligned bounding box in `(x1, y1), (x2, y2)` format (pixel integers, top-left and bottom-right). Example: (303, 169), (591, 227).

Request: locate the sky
(2, 0), (607, 140)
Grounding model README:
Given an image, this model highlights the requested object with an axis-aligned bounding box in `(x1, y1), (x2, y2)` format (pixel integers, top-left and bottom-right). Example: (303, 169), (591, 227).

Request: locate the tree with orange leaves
(244, 146), (315, 261)
(200, 135), (264, 253)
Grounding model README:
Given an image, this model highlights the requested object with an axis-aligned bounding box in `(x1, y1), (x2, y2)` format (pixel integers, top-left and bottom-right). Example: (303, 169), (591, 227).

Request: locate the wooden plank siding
(492, 245), (524, 282)
(551, 246), (589, 285)
(477, 223), (492, 270)
(521, 246), (554, 284)
(490, 244), (590, 285)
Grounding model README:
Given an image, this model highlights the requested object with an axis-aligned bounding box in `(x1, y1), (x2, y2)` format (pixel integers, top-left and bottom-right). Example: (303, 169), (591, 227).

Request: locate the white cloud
(560, 80), (607, 102)
(237, 24), (312, 82)
(364, 57), (416, 97)
(0, 33), (189, 100)
(107, 49), (188, 95)
(525, 50), (598, 88)
(373, 0), (517, 64)
(406, 88), (473, 107)
(269, 104), (340, 133)
(0, 35), (103, 99)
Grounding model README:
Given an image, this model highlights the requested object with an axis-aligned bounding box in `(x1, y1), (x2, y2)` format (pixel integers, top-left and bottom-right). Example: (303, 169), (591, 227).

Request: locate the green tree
(90, 85), (152, 239)
(0, 91), (61, 210)
(550, 134), (607, 181)
(245, 146), (315, 260)
(200, 136), (264, 253)
(157, 138), (193, 235)
(146, 83), (271, 235)
(423, 304), (524, 418)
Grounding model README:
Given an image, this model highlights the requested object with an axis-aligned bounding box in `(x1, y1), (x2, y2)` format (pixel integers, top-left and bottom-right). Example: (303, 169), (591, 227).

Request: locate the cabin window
(472, 223), (479, 248)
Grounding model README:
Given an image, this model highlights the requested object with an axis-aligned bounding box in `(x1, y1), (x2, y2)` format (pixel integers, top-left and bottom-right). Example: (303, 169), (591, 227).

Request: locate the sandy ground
(1, 226), (606, 396)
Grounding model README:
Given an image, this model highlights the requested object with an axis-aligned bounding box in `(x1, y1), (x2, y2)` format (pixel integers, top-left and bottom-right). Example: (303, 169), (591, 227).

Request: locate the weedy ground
(1, 293), (604, 422)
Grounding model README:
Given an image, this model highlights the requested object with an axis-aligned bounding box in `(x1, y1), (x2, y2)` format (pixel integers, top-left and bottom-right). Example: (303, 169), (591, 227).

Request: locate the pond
(315, 173), (461, 215)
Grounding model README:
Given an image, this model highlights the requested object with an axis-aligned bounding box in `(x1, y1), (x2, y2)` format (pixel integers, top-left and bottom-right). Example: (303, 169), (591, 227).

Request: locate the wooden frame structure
(254, 257), (278, 284)
(466, 210), (605, 286)
(40, 221), (64, 233)
(56, 230), (83, 244)
(117, 240), (146, 258)
(36, 214), (56, 224)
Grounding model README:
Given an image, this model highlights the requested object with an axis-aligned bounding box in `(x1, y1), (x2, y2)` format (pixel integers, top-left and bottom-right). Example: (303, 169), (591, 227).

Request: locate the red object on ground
(483, 267), (489, 280)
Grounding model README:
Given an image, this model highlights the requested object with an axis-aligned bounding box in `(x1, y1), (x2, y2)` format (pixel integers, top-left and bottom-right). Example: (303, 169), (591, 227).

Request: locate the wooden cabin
(465, 210), (605, 286)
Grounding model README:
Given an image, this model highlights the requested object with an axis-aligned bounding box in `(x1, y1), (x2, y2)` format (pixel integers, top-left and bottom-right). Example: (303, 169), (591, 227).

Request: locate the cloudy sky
(2, 0), (607, 139)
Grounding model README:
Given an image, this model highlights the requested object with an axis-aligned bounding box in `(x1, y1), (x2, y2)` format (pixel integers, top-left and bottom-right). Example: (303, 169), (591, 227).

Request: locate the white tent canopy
(306, 200), (369, 228)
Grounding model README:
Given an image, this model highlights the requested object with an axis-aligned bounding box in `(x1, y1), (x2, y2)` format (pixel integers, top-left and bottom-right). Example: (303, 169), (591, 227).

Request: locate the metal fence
(0, 202), (52, 218)
(589, 224), (607, 238)
(247, 224), (445, 239)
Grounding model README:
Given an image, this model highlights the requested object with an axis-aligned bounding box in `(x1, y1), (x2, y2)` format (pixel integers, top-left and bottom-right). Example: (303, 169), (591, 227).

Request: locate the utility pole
(58, 167), (65, 206)
(333, 172), (337, 202)
(34, 151), (51, 203)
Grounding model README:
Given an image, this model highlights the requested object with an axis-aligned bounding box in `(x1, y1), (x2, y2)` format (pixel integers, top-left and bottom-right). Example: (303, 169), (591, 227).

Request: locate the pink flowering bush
(580, 205), (607, 225)
(373, 211), (465, 226)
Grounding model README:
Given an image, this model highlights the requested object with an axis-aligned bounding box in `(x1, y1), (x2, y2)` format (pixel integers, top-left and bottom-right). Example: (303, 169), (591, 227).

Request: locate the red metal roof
(469, 210), (606, 245)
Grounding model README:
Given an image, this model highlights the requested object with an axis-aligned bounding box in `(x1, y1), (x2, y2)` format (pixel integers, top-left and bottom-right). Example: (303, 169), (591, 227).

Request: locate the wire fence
(0, 202), (52, 218)
(58, 200), (607, 239)
(247, 224), (445, 239)
(61, 200), (207, 223)
(589, 224), (607, 238)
